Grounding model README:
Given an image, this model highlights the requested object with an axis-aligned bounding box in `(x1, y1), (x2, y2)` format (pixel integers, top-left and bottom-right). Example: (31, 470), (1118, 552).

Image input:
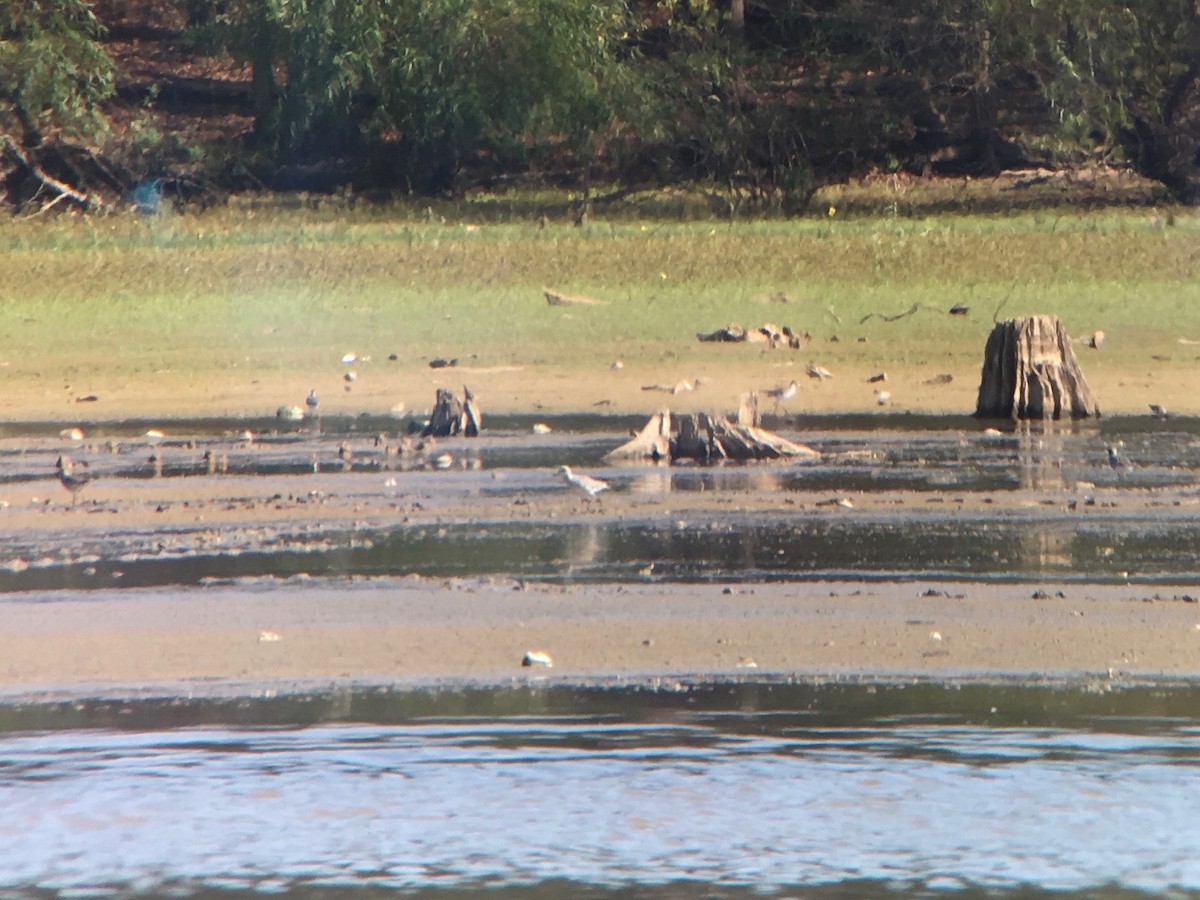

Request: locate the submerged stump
(422, 385), (481, 437)
(975, 315), (1101, 420)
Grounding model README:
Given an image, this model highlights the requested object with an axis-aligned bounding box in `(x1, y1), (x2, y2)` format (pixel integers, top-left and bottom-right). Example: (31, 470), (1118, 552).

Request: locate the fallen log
(605, 406), (816, 463)
(697, 324), (747, 343)
(422, 385), (482, 437)
(975, 315), (1101, 419)
(544, 287), (604, 306)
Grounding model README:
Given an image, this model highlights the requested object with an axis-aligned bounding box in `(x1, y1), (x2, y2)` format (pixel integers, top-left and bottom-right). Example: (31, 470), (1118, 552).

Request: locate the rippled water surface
(2, 682), (1200, 898)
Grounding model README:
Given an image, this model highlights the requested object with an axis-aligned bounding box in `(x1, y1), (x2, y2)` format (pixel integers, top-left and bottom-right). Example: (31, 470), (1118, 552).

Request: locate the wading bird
(1106, 442), (1128, 480)
(558, 465), (609, 500)
(765, 379), (799, 413)
(56, 455), (96, 506)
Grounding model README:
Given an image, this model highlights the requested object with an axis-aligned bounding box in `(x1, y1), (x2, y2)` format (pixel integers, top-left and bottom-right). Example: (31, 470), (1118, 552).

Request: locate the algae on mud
(0, 194), (1196, 421)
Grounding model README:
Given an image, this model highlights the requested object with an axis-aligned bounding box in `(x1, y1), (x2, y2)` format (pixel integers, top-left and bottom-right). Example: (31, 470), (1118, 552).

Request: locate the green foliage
(0, 0), (114, 144)
(203, 0), (630, 189)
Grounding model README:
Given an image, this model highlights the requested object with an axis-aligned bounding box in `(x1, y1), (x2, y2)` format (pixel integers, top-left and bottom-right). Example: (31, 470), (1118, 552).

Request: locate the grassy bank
(0, 188), (1196, 421)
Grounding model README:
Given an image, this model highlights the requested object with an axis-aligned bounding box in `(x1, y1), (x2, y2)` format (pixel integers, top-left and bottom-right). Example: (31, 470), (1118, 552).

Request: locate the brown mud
(1, 413), (1199, 701)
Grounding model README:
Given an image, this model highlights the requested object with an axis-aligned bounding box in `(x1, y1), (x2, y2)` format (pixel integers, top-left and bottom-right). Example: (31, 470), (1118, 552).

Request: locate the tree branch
(1, 136), (104, 211)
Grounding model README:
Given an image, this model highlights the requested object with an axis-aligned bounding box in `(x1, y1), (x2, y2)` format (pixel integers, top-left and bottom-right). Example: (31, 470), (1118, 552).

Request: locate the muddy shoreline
(3, 577), (1199, 704)
(1, 411), (1198, 703)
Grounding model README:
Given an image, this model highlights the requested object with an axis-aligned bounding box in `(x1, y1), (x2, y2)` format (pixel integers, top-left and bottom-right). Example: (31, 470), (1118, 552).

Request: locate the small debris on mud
(522, 650), (554, 668)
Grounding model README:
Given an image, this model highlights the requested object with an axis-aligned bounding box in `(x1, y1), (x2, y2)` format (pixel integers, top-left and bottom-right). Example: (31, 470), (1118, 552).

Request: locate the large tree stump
(975, 315), (1101, 419)
(605, 408), (816, 463)
(422, 385), (481, 437)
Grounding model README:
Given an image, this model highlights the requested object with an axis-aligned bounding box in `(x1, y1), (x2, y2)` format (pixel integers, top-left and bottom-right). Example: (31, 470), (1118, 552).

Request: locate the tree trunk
(729, 0), (745, 35)
(975, 315), (1101, 420)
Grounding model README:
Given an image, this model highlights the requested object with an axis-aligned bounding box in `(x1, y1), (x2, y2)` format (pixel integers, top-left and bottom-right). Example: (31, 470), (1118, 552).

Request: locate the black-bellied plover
(558, 465), (609, 500)
(55, 455), (96, 506)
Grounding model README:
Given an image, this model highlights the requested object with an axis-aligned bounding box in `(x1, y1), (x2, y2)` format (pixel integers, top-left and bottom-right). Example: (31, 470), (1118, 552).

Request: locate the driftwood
(544, 287), (603, 306)
(422, 385), (482, 437)
(698, 322), (809, 348)
(975, 315), (1101, 419)
(859, 303), (919, 325)
(697, 324), (747, 342)
(605, 406), (816, 463)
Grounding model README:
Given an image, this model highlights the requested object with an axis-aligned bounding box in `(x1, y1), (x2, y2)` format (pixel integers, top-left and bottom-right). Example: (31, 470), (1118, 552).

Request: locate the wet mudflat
(2, 413), (1200, 898)
(1, 412), (1200, 590)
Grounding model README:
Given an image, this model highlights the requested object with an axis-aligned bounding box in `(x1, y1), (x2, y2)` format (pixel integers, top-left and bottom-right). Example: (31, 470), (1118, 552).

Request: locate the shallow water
(3, 415), (1200, 592)
(4, 416), (1200, 898)
(1, 682), (1199, 898)
(1, 508), (1198, 593)
(6, 413), (1200, 490)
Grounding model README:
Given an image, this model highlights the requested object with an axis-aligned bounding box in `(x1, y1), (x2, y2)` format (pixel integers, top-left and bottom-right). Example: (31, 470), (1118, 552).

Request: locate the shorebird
(765, 379), (799, 413)
(558, 465), (609, 500)
(55, 455), (96, 506)
(806, 362), (833, 381)
(1106, 442), (1128, 479)
(305, 389), (322, 432)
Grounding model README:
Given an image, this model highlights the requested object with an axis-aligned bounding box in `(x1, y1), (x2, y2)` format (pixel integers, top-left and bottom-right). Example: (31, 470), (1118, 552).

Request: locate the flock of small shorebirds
(50, 380), (1158, 508)
(50, 383), (615, 508)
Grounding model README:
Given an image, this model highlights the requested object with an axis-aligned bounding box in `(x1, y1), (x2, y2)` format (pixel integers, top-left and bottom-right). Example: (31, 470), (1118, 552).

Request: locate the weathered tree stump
(422, 385), (482, 437)
(975, 315), (1101, 419)
(737, 392), (761, 428)
(605, 405), (816, 463)
(604, 409), (673, 462)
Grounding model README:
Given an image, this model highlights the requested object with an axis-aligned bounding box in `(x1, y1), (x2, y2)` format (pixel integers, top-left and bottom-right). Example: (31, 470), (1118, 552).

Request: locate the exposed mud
(2, 413), (1199, 699)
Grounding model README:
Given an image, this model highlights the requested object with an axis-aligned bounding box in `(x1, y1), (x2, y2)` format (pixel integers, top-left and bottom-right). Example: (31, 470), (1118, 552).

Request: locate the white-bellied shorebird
(305, 389), (322, 432)
(56, 455), (96, 506)
(806, 362), (833, 381)
(558, 465), (609, 500)
(1106, 442), (1128, 480)
(765, 379), (799, 413)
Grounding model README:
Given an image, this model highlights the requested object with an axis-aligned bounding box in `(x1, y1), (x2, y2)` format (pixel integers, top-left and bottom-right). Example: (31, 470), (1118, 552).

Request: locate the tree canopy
(3, 0), (1200, 208)
(0, 1), (115, 206)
